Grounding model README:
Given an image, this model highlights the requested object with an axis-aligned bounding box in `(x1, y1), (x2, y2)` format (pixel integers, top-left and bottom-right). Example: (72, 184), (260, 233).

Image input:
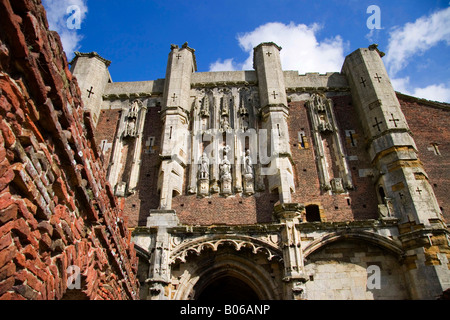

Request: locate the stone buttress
(157, 43), (196, 210)
(253, 43), (295, 204)
(342, 44), (450, 299)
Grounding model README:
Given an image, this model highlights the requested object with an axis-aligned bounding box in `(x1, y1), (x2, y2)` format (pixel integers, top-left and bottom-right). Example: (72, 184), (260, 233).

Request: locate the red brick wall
(95, 109), (121, 166)
(0, 0), (139, 300)
(288, 96), (379, 222)
(123, 105), (163, 226)
(398, 97), (450, 224)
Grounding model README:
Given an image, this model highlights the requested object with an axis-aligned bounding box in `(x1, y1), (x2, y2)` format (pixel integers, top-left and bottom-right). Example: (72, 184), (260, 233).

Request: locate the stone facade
(0, 0), (139, 300)
(81, 41), (450, 300)
(2, 0), (448, 300)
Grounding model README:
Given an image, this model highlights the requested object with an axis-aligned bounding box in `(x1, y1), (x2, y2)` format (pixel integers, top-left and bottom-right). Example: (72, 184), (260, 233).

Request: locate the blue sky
(42, 0), (450, 102)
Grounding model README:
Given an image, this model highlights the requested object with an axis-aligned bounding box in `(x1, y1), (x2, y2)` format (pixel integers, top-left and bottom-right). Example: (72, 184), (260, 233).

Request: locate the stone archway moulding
(173, 253), (282, 300)
(169, 234), (283, 265)
(302, 230), (404, 259)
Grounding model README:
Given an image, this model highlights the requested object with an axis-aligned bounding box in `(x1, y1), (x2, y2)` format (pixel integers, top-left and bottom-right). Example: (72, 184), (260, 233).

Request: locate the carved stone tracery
(169, 235), (283, 264)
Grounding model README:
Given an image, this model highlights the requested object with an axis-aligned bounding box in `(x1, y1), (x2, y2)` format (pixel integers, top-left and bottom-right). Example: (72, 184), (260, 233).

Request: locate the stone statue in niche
(239, 102), (250, 131)
(220, 146), (232, 195)
(197, 153), (210, 197)
(318, 115), (333, 133)
(199, 96), (210, 118)
(198, 153), (210, 180)
(221, 96), (230, 117)
(124, 100), (141, 138)
(242, 150), (255, 195)
(220, 117), (230, 131)
(220, 155), (231, 180)
(241, 115), (249, 131)
(243, 150), (253, 176)
(331, 178), (345, 194)
(311, 93), (333, 133)
(124, 118), (136, 138)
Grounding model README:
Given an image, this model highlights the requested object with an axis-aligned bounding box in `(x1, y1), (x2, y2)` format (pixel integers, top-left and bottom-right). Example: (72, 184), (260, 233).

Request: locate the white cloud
(413, 84), (450, 103)
(209, 22), (347, 73)
(391, 77), (450, 103)
(209, 58), (238, 72)
(42, 0), (88, 59)
(385, 7), (450, 75)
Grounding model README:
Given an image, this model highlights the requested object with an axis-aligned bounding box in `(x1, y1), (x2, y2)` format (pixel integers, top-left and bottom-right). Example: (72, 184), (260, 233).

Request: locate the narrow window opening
(378, 186), (386, 204)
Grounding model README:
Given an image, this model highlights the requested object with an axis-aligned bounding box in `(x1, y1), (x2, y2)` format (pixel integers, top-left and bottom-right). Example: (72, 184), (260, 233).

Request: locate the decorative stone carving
(307, 93), (353, 193)
(124, 118), (136, 138)
(123, 100), (141, 138)
(220, 156), (232, 180)
(220, 117), (230, 131)
(243, 150), (253, 176)
(243, 150), (255, 195)
(331, 178), (345, 194)
(198, 153), (210, 180)
(241, 116), (249, 131)
(115, 181), (126, 197)
(197, 153), (210, 197)
(378, 197), (396, 220)
(221, 95), (230, 117)
(220, 146), (232, 195)
(169, 235), (283, 264)
(199, 96), (210, 118)
(311, 94), (334, 133)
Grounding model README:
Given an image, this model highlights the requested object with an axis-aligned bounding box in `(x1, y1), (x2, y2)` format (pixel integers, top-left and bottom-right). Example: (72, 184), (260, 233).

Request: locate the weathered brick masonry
(398, 95), (450, 223)
(0, 0), (139, 300)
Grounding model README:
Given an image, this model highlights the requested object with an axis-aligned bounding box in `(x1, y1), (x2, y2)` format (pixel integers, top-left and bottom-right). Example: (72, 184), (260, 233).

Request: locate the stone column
(274, 203), (308, 300)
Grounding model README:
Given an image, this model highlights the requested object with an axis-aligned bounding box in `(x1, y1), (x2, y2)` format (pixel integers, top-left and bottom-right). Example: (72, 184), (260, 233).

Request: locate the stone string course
(0, 0), (139, 299)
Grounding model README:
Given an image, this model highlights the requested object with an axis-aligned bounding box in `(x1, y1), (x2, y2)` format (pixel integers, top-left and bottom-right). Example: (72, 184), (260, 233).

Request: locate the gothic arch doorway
(172, 248), (283, 300)
(195, 275), (260, 300)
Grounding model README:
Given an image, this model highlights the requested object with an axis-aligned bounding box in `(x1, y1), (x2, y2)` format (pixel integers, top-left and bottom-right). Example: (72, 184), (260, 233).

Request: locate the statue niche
(312, 94), (334, 133)
(124, 100), (141, 138)
(220, 95), (232, 132)
(239, 100), (250, 132)
(199, 95), (210, 118)
(197, 153), (210, 197)
(220, 146), (232, 196)
(242, 149), (255, 195)
(307, 93), (354, 193)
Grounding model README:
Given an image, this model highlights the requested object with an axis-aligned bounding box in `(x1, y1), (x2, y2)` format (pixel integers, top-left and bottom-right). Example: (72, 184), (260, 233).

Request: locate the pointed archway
(172, 246), (283, 300)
